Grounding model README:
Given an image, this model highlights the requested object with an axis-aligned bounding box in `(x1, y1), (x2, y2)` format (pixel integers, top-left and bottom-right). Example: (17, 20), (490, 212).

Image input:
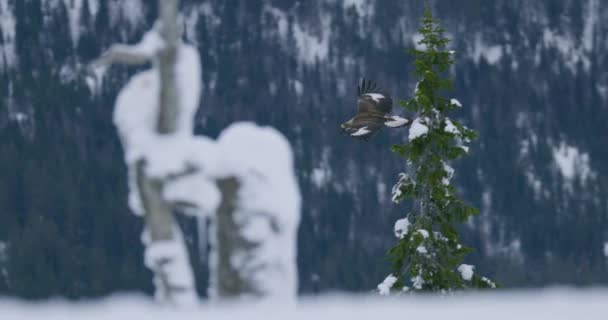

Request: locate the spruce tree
(379, 7), (496, 294)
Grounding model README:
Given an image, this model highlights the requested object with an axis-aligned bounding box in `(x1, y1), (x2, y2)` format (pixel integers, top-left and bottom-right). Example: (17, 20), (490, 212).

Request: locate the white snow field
(1, 289), (606, 320)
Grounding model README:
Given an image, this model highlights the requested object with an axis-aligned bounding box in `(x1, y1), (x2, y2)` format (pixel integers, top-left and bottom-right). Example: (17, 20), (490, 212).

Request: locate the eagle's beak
(340, 123), (350, 135)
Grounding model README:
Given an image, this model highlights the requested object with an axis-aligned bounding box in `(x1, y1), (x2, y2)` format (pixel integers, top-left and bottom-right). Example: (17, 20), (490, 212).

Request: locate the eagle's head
(340, 119), (355, 134)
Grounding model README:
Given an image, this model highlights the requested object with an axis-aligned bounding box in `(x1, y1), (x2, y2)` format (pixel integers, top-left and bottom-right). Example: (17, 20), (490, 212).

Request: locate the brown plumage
(341, 79), (410, 141)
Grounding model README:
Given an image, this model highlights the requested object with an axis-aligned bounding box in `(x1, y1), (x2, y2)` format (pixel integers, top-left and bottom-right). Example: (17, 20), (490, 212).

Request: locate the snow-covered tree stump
(208, 123), (301, 300)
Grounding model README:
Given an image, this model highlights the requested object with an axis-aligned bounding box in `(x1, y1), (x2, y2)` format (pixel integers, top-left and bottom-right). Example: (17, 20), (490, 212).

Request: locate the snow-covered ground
(1, 289), (606, 320)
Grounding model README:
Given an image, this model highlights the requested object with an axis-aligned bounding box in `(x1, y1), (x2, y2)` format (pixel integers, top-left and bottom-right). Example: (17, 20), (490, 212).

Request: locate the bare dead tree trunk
(215, 177), (252, 297)
(139, 0), (179, 250)
(135, 0), (196, 305)
(157, 0), (180, 134)
(91, 0), (205, 305)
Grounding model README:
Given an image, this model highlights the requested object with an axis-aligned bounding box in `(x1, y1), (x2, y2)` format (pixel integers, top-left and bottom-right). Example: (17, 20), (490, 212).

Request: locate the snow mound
(377, 275), (397, 296)
(143, 230), (197, 305)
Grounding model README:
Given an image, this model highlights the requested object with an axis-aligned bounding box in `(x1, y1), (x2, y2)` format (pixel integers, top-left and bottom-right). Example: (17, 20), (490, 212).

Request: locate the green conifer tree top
(379, 7), (497, 295)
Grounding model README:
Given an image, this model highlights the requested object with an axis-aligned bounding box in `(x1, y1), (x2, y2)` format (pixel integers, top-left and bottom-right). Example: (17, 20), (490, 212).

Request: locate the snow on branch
(143, 226), (197, 304)
(86, 28), (166, 95)
(91, 28), (166, 68)
(112, 41), (201, 162)
(111, 30), (204, 217)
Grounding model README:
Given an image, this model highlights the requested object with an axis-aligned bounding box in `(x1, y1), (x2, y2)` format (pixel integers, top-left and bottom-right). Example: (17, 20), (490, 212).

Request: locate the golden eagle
(341, 79), (410, 141)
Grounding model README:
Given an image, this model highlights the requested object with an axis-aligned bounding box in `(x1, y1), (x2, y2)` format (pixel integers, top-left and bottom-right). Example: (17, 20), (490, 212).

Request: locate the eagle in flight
(340, 79), (410, 141)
